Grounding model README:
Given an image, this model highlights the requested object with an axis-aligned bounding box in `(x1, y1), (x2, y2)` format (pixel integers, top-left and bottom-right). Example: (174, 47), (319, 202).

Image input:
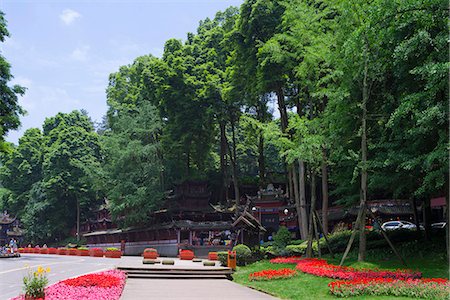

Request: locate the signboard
(261, 213), (279, 231)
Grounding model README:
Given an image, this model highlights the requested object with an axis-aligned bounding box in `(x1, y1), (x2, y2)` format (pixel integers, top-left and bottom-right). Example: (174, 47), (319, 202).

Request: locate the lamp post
(252, 206), (263, 244)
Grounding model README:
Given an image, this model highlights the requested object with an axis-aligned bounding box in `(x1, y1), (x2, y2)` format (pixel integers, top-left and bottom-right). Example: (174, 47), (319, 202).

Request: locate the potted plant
(47, 248), (57, 254)
(208, 252), (218, 261)
(33, 248), (41, 254)
(104, 247), (121, 258)
(90, 247), (104, 257)
(179, 249), (194, 260)
(40, 248), (48, 254)
(67, 248), (78, 256)
(77, 247), (90, 256)
(143, 248), (158, 259)
(23, 266), (49, 300)
(18, 248), (24, 253)
(57, 248), (67, 255)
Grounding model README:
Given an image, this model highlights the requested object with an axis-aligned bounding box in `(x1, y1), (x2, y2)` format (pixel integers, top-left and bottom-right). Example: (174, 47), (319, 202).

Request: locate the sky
(1, 0), (243, 144)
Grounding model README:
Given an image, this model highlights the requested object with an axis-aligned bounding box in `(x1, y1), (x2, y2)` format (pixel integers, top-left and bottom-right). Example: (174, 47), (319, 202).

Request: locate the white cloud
(71, 45), (90, 61)
(60, 9), (81, 25)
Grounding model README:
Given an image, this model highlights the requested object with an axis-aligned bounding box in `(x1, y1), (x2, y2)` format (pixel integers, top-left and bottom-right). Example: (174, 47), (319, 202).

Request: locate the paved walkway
(120, 278), (278, 299)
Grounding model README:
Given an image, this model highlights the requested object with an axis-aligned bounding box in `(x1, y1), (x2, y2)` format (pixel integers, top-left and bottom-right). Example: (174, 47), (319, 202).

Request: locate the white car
(431, 222), (447, 229)
(381, 220), (418, 231)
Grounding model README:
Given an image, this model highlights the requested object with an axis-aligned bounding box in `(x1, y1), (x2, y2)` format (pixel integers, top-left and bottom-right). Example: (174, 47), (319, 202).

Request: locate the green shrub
(105, 247), (119, 251)
(288, 239), (303, 245)
(286, 243), (307, 256)
(162, 259), (174, 265)
(273, 226), (291, 250)
(217, 251), (228, 266)
(77, 247), (89, 250)
(232, 244), (252, 266)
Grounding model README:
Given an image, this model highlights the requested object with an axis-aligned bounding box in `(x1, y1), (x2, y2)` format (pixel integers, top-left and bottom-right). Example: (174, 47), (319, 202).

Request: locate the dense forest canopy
(0, 0), (448, 259)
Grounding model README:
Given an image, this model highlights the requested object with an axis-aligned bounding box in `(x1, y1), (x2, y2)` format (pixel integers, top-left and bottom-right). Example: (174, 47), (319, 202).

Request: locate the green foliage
(105, 247), (119, 251)
(273, 226), (291, 250)
(0, 11), (25, 150)
(23, 266), (49, 298)
(217, 251), (228, 266)
(233, 244), (252, 266)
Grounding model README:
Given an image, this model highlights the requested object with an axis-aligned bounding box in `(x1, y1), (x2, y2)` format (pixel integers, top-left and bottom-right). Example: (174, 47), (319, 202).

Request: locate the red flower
(62, 274), (121, 288)
(249, 268), (297, 281)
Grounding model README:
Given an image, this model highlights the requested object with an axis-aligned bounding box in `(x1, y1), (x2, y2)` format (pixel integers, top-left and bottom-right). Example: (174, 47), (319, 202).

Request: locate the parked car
(381, 220), (421, 231)
(431, 222), (447, 229)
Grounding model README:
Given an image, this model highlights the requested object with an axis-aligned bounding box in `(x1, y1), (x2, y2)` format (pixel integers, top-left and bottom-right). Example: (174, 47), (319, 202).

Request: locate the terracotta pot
(67, 249), (78, 256)
(47, 248), (57, 254)
(179, 250), (194, 260)
(105, 250), (121, 258)
(90, 249), (104, 257)
(57, 249), (67, 255)
(40, 248), (48, 254)
(143, 249), (158, 259)
(208, 252), (218, 261)
(33, 248), (41, 254)
(18, 248), (24, 253)
(77, 249), (90, 256)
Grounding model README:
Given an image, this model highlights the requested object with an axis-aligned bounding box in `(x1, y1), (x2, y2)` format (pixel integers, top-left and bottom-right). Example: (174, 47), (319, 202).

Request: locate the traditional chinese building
(0, 211), (23, 246)
(83, 181), (245, 256)
(247, 183), (297, 239)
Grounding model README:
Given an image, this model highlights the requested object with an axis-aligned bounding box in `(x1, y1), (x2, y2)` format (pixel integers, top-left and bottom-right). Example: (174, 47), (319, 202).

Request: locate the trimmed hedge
(217, 251), (228, 266)
(232, 244), (252, 266)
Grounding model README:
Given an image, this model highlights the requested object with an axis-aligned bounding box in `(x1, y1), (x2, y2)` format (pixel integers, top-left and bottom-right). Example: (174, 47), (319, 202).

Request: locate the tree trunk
(276, 86), (288, 132)
(423, 197), (432, 241)
(219, 121), (228, 203)
(298, 160), (308, 240)
(288, 167), (294, 200)
(257, 132), (265, 189)
(230, 118), (240, 205)
(321, 148), (329, 234)
(292, 162), (305, 240)
(306, 171), (317, 258)
(358, 40), (369, 262)
(412, 198), (421, 239)
(76, 199), (80, 242)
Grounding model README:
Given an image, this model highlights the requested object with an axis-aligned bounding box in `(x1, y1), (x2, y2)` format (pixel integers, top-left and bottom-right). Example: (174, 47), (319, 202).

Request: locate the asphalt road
(0, 253), (137, 300)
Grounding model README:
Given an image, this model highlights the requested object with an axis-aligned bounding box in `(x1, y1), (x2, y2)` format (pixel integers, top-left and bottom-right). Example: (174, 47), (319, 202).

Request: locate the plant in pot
(47, 248), (57, 254)
(57, 248), (67, 255)
(23, 266), (49, 300)
(77, 247), (89, 256)
(179, 249), (194, 260)
(18, 248), (24, 253)
(40, 248), (48, 255)
(143, 248), (158, 259)
(67, 248), (78, 256)
(105, 247), (121, 258)
(90, 247), (104, 257)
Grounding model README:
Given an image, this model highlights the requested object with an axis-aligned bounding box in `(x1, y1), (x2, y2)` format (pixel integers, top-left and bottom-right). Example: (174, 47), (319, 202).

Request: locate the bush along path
(11, 270), (126, 300)
(262, 257), (449, 299)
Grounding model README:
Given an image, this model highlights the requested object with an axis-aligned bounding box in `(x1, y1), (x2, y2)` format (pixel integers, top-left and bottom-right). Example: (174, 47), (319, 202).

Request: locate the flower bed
(249, 268), (297, 281)
(270, 256), (305, 264)
(294, 258), (421, 280)
(329, 277), (450, 299)
(11, 270), (126, 300)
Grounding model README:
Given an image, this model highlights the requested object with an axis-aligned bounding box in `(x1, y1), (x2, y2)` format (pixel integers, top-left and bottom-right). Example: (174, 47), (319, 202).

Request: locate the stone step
(123, 270), (232, 275)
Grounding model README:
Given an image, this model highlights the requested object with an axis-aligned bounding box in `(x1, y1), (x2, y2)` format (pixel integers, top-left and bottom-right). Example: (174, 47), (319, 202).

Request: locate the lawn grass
(233, 248), (449, 300)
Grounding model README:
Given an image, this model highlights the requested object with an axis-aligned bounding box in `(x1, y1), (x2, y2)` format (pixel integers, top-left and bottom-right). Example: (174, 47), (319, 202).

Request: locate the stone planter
(77, 249), (90, 256)
(104, 250), (121, 258)
(67, 249), (78, 256)
(143, 248), (158, 259)
(179, 250), (194, 260)
(90, 249), (104, 257)
(208, 252), (218, 261)
(48, 248), (57, 254)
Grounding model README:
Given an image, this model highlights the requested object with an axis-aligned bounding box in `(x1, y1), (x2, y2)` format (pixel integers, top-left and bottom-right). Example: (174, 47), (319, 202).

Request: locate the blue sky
(1, 0), (243, 144)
